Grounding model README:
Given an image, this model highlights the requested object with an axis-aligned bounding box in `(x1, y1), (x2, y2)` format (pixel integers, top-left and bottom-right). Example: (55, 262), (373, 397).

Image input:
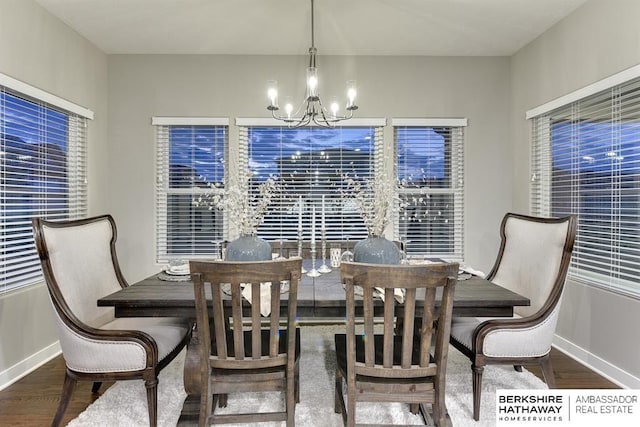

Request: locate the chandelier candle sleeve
(267, 80), (278, 109)
(285, 97), (293, 120)
(347, 80), (357, 109)
(307, 67), (319, 100)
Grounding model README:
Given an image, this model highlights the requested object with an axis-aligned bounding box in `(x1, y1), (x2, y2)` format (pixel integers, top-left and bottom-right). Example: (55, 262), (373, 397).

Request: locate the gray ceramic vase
(353, 236), (401, 265)
(225, 235), (271, 261)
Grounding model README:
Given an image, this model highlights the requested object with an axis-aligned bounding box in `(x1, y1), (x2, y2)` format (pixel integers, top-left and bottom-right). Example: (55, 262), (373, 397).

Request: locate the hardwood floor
(0, 356), (114, 426)
(529, 348), (619, 389)
(0, 347), (618, 426)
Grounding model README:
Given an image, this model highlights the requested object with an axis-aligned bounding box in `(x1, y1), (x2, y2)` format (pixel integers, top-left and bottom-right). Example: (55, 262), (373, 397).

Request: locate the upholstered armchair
(32, 215), (192, 427)
(449, 213), (577, 421)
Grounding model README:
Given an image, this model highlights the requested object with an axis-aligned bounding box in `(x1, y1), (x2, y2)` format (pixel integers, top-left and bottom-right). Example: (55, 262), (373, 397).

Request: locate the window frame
(151, 116), (467, 263)
(392, 118), (467, 261)
(152, 117), (229, 263)
(236, 118), (386, 243)
(1, 73), (91, 294)
(529, 67), (640, 299)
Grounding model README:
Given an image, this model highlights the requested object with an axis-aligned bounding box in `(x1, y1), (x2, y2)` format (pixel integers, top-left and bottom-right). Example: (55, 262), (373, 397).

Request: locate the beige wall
(510, 0), (640, 387)
(107, 54), (512, 283)
(0, 0), (108, 385)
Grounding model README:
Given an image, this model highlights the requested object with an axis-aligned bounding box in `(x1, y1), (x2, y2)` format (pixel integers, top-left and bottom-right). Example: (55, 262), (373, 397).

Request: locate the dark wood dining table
(99, 260), (529, 318)
(97, 259), (529, 424)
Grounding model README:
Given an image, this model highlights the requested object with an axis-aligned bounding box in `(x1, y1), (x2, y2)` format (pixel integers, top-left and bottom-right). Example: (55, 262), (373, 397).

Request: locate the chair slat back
(340, 261), (458, 378)
(190, 258), (302, 369)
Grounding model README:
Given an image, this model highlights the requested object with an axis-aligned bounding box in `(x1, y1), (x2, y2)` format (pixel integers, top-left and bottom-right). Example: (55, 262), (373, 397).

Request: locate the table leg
(178, 331), (202, 425)
(179, 319), (228, 424)
(183, 331), (202, 394)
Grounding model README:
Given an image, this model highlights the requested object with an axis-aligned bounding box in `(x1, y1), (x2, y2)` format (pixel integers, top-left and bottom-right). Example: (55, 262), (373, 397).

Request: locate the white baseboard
(0, 341), (61, 391)
(552, 334), (640, 389)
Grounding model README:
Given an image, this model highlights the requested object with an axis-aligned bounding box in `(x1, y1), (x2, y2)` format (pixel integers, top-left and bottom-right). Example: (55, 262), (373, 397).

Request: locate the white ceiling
(34, 0), (588, 56)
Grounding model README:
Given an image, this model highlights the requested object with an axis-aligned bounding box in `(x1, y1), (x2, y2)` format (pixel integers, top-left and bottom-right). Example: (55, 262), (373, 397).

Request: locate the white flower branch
(193, 169), (282, 237)
(342, 171), (408, 237)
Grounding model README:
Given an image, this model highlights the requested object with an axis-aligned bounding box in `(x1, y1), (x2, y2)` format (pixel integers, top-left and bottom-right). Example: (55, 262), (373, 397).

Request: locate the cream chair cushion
(450, 297), (562, 358)
(52, 307), (190, 373)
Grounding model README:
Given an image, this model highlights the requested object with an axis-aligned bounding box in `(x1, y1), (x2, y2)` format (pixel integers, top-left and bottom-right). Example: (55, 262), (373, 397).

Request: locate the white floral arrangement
(342, 171), (408, 237)
(193, 168), (282, 236)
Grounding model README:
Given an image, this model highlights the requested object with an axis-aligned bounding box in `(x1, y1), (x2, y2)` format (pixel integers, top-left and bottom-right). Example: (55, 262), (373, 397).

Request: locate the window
(153, 118), (228, 263)
(1, 76), (90, 294)
(237, 119), (385, 242)
(530, 73), (640, 297)
(393, 119), (466, 260)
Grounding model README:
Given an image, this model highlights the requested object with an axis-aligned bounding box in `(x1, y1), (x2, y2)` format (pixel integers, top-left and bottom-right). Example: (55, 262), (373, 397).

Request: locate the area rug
(68, 325), (546, 427)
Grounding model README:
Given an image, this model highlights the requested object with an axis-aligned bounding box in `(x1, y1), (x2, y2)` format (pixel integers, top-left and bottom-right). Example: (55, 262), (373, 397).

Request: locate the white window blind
(393, 124), (465, 260)
(238, 125), (384, 242)
(1, 87), (88, 293)
(530, 78), (640, 298)
(154, 119), (228, 262)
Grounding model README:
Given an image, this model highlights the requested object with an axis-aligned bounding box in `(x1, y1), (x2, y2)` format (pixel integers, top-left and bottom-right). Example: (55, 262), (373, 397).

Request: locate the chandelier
(266, 0), (358, 128)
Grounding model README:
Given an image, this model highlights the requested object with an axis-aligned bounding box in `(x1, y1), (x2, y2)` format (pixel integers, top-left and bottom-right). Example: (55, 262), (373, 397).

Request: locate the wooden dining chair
(449, 213), (577, 420)
(32, 215), (192, 427)
(189, 257), (303, 427)
(335, 261), (459, 427)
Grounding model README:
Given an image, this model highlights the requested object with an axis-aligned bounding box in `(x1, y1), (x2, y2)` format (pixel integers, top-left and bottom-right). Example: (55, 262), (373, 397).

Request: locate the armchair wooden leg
(144, 377), (158, 427)
(52, 371), (76, 427)
(540, 355), (556, 388)
(472, 364), (484, 421)
(91, 381), (102, 393)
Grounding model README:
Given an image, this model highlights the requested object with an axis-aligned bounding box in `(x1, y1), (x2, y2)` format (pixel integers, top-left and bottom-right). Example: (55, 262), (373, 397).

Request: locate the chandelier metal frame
(266, 0), (358, 128)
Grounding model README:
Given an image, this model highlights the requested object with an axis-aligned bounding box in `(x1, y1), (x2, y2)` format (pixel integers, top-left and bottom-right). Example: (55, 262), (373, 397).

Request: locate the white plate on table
(157, 271), (191, 282)
(163, 268), (190, 276)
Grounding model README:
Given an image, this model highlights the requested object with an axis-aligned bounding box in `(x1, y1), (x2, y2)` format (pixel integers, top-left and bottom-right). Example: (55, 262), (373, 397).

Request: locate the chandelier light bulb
(347, 88), (356, 103)
(285, 102), (294, 119)
(330, 101), (339, 118)
(268, 88), (277, 103)
(309, 76), (317, 90)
